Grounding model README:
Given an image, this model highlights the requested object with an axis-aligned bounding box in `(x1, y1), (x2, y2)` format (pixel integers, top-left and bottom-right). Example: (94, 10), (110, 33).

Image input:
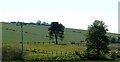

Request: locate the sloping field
(2, 23), (118, 44)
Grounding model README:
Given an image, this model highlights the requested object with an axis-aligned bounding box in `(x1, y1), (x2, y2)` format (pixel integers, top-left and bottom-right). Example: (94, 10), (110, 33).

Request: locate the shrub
(111, 51), (117, 60)
(2, 44), (22, 61)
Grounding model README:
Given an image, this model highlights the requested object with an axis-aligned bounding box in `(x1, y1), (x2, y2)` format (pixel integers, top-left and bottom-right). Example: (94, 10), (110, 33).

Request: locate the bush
(110, 51), (117, 60)
(2, 44), (22, 61)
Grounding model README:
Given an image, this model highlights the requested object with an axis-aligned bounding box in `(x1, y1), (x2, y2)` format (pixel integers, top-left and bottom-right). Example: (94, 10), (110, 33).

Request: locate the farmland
(2, 23), (118, 44)
(2, 23), (120, 61)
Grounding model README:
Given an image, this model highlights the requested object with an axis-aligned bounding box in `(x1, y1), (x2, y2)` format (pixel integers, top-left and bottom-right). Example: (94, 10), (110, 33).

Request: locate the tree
(110, 37), (117, 43)
(86, 20), (110, 59)
(41, 21), (47, 25)
(48, 22), (65, 44)
(36, 20), (41, 25)
(118, 37), (120, 42)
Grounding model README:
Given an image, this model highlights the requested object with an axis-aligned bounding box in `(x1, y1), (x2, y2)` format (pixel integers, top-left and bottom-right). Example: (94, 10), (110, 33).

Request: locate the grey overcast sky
(0, 0), (119, 33)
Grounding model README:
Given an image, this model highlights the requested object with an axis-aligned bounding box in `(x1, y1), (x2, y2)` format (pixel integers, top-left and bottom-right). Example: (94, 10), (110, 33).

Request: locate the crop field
(1, 23), (120, 61)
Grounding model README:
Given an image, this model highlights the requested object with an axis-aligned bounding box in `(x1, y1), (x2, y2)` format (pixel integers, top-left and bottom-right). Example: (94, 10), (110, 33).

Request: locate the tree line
(2, 20), (50, 26)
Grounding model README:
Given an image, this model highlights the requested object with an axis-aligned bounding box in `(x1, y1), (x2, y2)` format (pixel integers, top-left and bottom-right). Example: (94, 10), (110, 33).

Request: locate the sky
(0, 0), (119, 33)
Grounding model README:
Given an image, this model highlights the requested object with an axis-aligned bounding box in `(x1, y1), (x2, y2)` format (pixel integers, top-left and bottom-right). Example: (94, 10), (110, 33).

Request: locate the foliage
(36, 20), (41, 25)
(2, 44), (22, 61)
(110, 37), (117, 43)
(48, 22), (65, 44)
(2, 22), (120, 61)
(110, 37), (120, 43)
(86, 20), (110, 59)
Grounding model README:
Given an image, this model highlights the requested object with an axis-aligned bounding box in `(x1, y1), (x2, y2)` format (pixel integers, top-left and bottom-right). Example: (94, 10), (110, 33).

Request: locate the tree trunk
(55, 33), (58, 44)
(97, 48), (100, 59)
(97, 41), (100, 59)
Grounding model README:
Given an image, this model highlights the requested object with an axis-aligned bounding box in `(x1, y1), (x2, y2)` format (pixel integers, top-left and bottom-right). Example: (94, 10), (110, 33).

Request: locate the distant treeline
(110, 36), (120, 43)
(1, 20), (50, 26)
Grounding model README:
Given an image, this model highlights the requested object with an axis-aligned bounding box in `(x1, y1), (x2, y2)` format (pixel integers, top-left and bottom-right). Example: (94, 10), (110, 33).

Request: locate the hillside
(2, 23), (118, 44)
(2, 23), (120, 61)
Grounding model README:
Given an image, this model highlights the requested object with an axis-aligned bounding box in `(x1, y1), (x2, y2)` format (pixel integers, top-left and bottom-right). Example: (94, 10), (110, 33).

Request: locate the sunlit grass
(25, 44), (86, 52)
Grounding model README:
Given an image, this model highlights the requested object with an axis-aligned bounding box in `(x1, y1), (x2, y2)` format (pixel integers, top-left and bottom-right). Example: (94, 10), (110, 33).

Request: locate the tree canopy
(86, 20), (110, 59)
(48, 22), (65, 44)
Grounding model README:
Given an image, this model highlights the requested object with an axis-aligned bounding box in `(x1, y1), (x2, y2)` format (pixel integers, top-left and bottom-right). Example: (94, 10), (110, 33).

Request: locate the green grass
(25, 44), (86, 51)
(2, 23), (119, 44)
(2, 23), (120, 61)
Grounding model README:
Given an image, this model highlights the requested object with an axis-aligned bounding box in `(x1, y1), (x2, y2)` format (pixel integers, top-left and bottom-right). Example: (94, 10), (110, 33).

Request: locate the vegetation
(86, 20), (110, 59)
(2, 23), (87, 44)
(110, 37), (120, 43)
(2, 23), (118, 44)
(1, 21), (120, 61)
(2, 44), (22, 61)
(48, 22), (65, 44)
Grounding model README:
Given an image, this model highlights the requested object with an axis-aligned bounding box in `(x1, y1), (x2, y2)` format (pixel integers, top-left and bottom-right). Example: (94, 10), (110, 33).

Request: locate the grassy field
(2, 23), (118, 44)
(2, 43), (120, 61)
(2, 23), (120, 61)
(2, 23), (86, 44)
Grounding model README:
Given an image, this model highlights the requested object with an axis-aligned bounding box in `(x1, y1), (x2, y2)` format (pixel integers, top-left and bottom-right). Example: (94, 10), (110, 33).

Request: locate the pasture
(2, 23), (120, 61)
(2, 23), (118, 44)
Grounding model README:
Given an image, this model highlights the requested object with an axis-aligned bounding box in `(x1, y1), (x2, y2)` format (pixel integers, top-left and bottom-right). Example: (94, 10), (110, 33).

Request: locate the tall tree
(86, 20), (110, 59)
(48, 22), (65, 44)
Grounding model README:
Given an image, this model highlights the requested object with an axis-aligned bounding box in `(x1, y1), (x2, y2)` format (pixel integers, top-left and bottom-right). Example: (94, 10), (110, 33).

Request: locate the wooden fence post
(56, 51), (57, 55)
(52, 51), (53, 54)
(60, 51), (62, 55)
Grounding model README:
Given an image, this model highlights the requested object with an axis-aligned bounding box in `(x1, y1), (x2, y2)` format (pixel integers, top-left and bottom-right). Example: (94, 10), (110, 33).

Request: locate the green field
(2, 23), (118, 44)
(2, 23), (120, 61)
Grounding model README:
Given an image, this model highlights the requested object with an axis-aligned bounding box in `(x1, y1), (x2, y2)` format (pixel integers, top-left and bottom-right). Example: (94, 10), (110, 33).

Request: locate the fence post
(60, 51), (62, 55)
(56, 51), (57, 55)
(69, 51), (71, 54)
(52, 51), (53, 54)
(48, 51), (50, 54)
(65, 51), (67, 55)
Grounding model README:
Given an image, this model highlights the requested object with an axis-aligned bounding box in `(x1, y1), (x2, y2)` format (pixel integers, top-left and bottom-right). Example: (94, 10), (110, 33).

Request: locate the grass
(24, 44), (86, 52)
(2, 23), (120, 61)
(2, 23), (119, 44)
(2, 43), (120, 61)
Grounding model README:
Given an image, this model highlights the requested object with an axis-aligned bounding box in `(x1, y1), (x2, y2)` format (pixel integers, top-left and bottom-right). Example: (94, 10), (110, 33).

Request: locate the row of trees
(36, 20), (50, 26)
(3, 20), (50, 26)
(48, 20), (119, 59)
